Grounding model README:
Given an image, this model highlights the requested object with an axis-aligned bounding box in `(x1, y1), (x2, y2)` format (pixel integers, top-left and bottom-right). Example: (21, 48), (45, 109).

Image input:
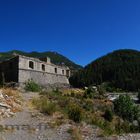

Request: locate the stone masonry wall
(18, 69), (69, 86)
(18, 55), (70, 86)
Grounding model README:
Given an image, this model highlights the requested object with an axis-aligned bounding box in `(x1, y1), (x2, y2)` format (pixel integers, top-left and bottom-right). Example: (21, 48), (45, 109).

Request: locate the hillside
(70, 49), (140, 91)
(0, 50), (82, 70)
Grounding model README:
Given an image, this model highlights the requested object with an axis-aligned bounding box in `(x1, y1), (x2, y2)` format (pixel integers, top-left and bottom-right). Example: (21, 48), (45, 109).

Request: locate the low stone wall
(18, 69), (69, 87)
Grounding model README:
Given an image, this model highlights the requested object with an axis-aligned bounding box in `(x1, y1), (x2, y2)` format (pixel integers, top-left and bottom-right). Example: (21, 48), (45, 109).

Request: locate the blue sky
(0, 0), (140, 66)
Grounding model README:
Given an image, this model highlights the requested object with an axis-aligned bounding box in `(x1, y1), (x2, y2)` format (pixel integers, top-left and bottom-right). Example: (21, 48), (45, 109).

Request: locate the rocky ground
(0, 91), (70, 140)
(0, 89), (22, 120)
(0, 89), (140, 140)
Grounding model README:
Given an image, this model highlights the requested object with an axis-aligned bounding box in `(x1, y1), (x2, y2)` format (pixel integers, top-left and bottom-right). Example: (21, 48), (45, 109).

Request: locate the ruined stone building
(0, 55), (70, 87)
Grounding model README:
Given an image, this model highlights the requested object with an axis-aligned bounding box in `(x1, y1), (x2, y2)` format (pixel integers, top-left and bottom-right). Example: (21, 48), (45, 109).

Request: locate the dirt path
(0, 92), (72, 140)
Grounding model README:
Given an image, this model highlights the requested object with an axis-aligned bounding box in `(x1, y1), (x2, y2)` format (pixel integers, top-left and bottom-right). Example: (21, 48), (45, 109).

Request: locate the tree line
(70, 49), (140, 91)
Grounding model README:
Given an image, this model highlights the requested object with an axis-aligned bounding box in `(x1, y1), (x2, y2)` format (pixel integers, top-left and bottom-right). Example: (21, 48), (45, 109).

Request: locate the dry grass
(31, 97), (41, 109)
(0, 125), (4, 132)
(31, 97), (57, 115)
(68, 127), (83, 140)
(2, 88), (22, 99)
(1, 88), (23, 112)
(62, 88), (84, 96)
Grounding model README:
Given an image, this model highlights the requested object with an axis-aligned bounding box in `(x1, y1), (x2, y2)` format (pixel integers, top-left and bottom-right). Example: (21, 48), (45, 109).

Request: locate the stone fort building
(0, 55), (70, 87)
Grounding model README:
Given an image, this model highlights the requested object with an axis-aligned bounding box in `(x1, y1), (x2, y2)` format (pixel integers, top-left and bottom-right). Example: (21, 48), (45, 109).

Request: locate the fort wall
(0, 55), (70, 87)
(18, 55), (70, 86)
(18, 69), (69, 86)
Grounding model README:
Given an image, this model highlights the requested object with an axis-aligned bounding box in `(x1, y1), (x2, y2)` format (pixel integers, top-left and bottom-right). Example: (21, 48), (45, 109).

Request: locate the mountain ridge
(70, 49), (140, 91)
(0, 50), (82, 70)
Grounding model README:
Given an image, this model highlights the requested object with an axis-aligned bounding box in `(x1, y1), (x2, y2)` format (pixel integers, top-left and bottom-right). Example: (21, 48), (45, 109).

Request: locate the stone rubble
(0, 89), (21, 119)
(117, 134), (140, 140)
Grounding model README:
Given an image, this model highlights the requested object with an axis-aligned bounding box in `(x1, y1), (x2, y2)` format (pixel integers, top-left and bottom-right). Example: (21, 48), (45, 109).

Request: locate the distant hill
(0, 50), (82, 71)
(70, 49), (140, 91)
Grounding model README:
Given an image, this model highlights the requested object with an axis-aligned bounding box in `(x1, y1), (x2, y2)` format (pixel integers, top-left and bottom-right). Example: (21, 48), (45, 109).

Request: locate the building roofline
(1, 54), (70, 69)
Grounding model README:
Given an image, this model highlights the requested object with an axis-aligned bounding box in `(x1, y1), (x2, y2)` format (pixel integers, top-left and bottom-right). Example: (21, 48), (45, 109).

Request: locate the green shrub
(91, 116), (114, 136)
(106, 87), (124, 93)
(115, 119), (131, 134)
(104, 109), (113, 122)
(120, 121), (131, 133)
(32, 97), (56, 115)
(53, 87), (62, 94)
(97, 85), (105, 96)
(57, 96), (70, 108)
(70, 91), (75, 97)
(130, 124), (139, 133)
(67, 103), (83, 123)
(25, 79), (41, 92)
(40, 98), (56, 115)
(83, 99), (94, 112)
(106, 86), (114, 92)
(114, 95), (140, 122)
(84, 87), (95, 99)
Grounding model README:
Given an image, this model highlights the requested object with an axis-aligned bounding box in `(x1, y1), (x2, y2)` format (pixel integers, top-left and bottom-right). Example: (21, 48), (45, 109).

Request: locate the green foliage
(53, 87), (62, 94)
(69, 69), (85, 88)
(25, 79), (41, 92)
(33, 97), (56, 115)
(97, 85), (105, 96)
(104, 109), (113, 122)
(58, 96), (70, 108)
(100, 82), (124, 93)
(83, 86), (106, 99)
(84, 87), (95, 98)
(41, 101), (56, 115)
(138, 89), (140, 103)
(115, 119), (131, 134)
(67, 103), (83, 123)
(33, 89), (140, 135)
(83, 99), (94, 112)
(91, 116), (114, 136)
(70, 49), (140, 91)
(114, 95), (140, 122)
(70, 91), (75, 97)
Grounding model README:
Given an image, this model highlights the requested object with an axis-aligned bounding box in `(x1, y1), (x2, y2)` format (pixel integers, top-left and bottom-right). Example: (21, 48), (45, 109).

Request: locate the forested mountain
(70, 49), (140, 91)
(0, 50), (82, 71)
